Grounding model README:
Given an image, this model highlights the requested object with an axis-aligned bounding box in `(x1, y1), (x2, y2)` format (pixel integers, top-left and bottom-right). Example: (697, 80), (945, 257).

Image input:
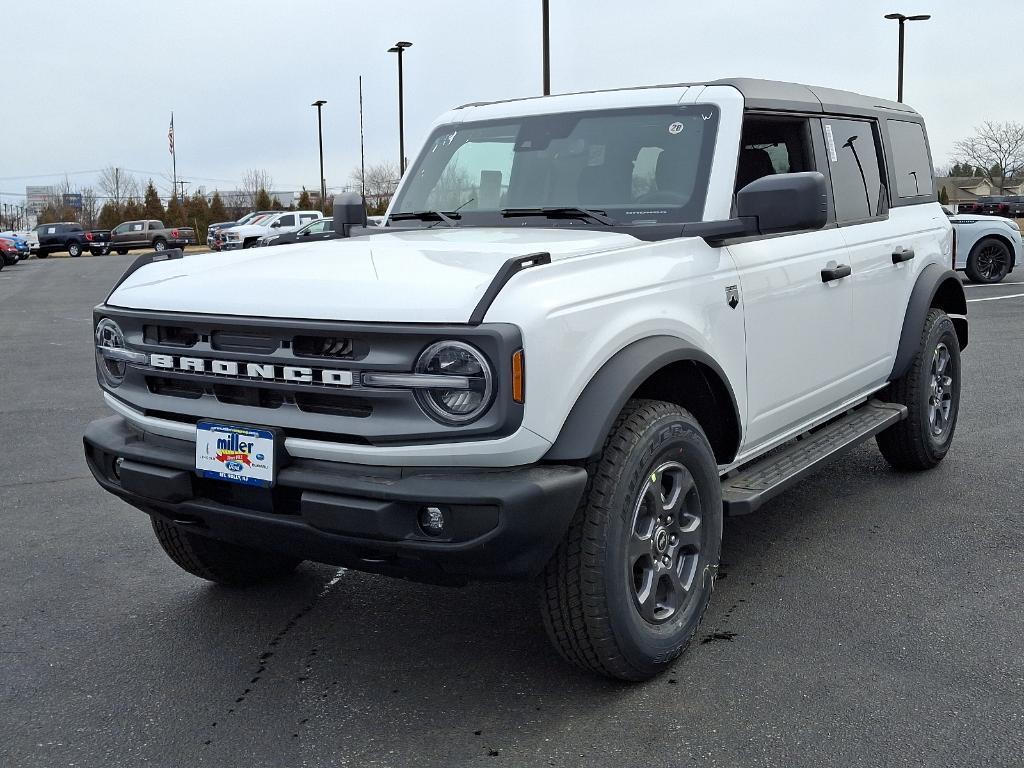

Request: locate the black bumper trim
(84, 416), (587, 582)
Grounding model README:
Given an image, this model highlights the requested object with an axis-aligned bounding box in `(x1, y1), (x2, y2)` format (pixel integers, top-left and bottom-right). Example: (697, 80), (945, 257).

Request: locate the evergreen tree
(123, 197), (144, 220)
(97, 202), (122, 230)
(209, 191), (228, 222)
(142, 180), (165, 220)
(297, 188), (313, 210)
(165, 195), (185, 225)
(938, 186), (949, 205)
(255, 188), (273, 210)
(271, 197), (284, 211)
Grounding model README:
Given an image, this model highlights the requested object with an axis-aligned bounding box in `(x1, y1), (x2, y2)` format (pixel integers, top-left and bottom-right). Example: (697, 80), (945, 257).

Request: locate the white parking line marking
(967, 292), (1024, 303)
(963, 281), (1024, 288)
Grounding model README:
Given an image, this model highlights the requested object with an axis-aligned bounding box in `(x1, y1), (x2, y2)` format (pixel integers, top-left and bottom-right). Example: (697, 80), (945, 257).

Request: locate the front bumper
(84, 416), (587, 583)
(220, 241), (243, 250)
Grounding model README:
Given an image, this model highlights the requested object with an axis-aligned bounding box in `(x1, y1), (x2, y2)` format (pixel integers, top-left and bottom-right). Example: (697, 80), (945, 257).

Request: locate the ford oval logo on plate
(226, 460), (244, 472)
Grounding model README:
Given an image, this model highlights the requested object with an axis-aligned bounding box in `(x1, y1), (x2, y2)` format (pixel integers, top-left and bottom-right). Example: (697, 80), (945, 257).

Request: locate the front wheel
(877, 308), (961, 470)
(965, 237), (1011, 283)
(540, 400), (722, 681)
(151, 518), (301, 586)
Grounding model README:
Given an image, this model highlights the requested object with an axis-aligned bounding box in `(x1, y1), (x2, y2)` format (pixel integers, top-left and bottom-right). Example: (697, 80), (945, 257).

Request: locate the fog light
(112, 457), (125, 480)
(418, 506), (448, 536)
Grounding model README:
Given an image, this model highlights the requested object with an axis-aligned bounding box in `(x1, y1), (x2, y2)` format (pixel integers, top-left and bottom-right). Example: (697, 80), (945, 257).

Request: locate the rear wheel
(877, 308), (961, 470)
(153, 237), (167, 252)
(35, 251), (48, 259)
(965, 237), (1011, 283)
(151, 517), (301, 586)
(67, 241), (82, 258)
(540, 400), (722, 681)
(116, 249), (128, 255)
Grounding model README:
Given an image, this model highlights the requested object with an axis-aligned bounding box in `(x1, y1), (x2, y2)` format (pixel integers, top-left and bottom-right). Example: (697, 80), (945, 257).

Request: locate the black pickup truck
(961, 196), (1010, 216)
(34, 222), (112, 258)
(109, 220), (195, 254)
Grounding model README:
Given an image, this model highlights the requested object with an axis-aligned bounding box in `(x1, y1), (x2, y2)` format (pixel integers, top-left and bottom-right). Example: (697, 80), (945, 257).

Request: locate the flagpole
(170, 112), (177, 204)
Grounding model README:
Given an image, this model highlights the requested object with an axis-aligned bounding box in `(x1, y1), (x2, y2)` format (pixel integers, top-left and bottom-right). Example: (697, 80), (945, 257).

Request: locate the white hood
(108, 228), (641, 323)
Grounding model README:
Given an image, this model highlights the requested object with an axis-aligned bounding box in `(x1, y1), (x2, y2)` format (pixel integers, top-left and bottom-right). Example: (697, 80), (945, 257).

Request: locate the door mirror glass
(736, 171), (828, 234)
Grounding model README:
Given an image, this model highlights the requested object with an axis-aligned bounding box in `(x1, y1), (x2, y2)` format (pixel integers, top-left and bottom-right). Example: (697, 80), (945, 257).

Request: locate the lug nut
(665, 516), (672, 525)
(669, 534), (677, 545)
(663, 556), (671, 566)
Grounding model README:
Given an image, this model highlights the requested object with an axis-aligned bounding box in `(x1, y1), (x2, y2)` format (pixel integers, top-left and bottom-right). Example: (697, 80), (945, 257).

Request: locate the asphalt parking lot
(2, 254), (1023, 768)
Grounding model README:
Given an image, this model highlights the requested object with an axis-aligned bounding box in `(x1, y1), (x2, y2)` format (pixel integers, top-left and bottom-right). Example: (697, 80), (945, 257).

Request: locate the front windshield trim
(389, 104), (720, 230)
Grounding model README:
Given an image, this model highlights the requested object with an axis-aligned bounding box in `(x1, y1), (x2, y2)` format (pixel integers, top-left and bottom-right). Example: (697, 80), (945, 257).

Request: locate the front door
(727, 114), (858, 453)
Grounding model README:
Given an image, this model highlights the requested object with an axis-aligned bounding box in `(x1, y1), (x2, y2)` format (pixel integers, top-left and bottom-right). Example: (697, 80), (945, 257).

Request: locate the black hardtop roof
(455, 77), (920, 120)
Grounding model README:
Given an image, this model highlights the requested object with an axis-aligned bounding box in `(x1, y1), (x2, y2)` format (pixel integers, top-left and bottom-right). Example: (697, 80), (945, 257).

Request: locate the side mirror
(333, 191), (367, 238)
(736, 171), (828, 235)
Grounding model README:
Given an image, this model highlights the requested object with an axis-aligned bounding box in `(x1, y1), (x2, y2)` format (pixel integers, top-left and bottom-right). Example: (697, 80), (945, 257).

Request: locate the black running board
(721, 400), (907, 516)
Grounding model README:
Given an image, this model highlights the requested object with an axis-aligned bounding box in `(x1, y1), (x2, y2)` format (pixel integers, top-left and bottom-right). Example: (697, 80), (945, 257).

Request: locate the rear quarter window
(888, 120), (934, 198)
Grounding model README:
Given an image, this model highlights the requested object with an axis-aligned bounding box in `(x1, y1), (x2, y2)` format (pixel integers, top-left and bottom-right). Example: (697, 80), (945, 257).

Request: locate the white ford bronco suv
(85, 79), (967, 681)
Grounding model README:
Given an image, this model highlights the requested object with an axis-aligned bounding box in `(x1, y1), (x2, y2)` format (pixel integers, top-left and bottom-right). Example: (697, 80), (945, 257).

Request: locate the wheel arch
(543, 336), (742, 465)
(890, 264), (968, 382)
(971, 232), (1017, 268)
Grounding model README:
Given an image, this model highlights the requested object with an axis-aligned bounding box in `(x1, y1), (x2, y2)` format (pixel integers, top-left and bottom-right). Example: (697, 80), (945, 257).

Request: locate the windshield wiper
(500, 206), (617, 226)
(389, 210), (461, 227)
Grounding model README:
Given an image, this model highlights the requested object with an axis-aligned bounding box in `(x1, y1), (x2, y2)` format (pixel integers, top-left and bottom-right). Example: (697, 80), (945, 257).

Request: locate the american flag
(168, 113), (175, 155)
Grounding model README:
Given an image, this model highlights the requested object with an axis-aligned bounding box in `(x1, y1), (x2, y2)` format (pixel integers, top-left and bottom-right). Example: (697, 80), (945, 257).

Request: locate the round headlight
(414, 341), (494, 424)
(95, 318), (127, 387)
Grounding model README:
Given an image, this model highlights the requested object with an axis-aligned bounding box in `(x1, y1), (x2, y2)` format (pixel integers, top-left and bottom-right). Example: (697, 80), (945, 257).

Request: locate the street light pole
(884, 12), (931, 103)
(542, 0), (550, 95)
(388, 41), (412, 175)
(311, 99), (327, 207)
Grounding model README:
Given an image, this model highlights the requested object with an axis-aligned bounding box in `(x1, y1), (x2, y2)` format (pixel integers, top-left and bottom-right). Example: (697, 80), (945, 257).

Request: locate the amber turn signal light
(512, 349), (525, 403)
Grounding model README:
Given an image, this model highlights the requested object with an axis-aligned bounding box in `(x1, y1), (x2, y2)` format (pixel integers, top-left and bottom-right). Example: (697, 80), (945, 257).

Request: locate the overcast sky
(0, 0), (1016, 205)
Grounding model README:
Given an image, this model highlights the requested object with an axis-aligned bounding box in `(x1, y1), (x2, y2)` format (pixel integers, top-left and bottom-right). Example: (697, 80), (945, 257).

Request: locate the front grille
(211, 331), (277, 354)
(294, 392), (372, 418)
(144, 325), (199, 347)
(213, 383), (286, 409)
(146, 376), (203, 399)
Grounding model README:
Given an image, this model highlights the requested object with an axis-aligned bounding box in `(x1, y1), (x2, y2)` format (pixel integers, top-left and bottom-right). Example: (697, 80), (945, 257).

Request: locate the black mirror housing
(333, 192), (367, 237)
(736, 171), (828, 235)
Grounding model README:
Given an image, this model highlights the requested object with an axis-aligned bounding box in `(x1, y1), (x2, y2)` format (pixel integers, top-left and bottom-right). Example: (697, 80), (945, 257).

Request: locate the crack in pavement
(203, 568), (347, 747)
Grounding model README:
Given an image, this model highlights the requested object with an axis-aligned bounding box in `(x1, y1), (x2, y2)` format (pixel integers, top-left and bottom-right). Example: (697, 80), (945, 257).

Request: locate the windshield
(390, 105), (720, 227)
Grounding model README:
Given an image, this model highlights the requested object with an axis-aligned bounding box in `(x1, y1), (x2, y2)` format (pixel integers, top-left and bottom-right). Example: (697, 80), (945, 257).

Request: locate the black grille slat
(146, 376), (203, 399)
(211, 331), (278, 354)
(294, 392), (372, 418)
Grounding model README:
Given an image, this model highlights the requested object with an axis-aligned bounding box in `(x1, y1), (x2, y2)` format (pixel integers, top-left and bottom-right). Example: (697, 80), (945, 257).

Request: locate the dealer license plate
(196, 422), (275, 487)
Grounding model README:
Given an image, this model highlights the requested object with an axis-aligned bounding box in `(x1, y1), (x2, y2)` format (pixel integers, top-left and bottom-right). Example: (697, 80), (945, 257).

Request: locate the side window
(823, 118), (886, 223)
(735, 116), (814, 192)
(298, 214), (318, 225)
(44, 226), (57, 235)
(306, 220), (327, 233)
(277, 214), (296, 227)
(888, 120), (934, 198)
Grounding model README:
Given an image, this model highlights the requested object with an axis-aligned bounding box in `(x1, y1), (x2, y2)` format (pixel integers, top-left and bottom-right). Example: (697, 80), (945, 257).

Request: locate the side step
(721, 399), (907, 516)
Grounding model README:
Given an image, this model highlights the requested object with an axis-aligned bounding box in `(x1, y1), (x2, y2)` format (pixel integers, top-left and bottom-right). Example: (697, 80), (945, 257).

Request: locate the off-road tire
(965, 237), (1011, 283)
(151, 517), (301, 586)
(540, 399), (722, 681)
(877, 308), (961, 470)
(67, 241), (82, 257)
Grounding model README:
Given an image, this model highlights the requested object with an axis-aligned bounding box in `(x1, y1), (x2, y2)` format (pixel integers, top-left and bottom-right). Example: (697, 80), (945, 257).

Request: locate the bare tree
(349, 162), (400, 212)
(80, 187), (99, 228)
(241, 169), (274, 210)
(953, 121), (1024, 193)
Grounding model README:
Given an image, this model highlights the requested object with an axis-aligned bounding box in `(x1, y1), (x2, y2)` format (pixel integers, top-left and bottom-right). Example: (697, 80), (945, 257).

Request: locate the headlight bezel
(95, 317), (128, 387)
(413, 340), (495, 425)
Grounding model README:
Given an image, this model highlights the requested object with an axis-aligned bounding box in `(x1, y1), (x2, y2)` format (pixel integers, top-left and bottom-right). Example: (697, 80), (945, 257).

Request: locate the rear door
(828, 116), (946, 386)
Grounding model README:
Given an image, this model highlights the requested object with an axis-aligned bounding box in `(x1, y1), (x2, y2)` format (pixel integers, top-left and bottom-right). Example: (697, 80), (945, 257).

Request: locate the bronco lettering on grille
(148, 354), (354, 387)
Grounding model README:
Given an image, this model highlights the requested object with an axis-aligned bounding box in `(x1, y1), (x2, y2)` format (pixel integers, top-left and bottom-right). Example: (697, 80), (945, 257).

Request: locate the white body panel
(949, 214), (1022, 271)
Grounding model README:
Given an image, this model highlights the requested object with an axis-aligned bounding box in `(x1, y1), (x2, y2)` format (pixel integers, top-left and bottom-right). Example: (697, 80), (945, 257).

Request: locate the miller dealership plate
(196, 422), (275, 487)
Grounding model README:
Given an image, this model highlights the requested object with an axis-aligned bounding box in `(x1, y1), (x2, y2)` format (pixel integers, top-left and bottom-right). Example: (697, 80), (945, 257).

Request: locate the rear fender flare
(890, 264), (967, 381)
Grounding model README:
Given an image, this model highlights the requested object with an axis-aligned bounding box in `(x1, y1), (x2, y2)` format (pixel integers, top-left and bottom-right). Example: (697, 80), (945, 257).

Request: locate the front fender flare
(543, 336), (741, 463)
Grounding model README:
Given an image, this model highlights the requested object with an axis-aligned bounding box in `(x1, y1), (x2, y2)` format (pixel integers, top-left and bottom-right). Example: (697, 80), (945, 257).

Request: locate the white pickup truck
(86, 78), (966, 681)
(219, 210), (323, 250)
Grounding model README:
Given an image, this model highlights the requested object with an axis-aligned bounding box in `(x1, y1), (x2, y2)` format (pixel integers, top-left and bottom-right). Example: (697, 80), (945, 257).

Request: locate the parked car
(34, 222), (112, 258)
(960, 195), (1008, 216)
(219, 210), (322, 250)
(0, 237), (23, 265)
(1, 229), (38, 254)
(109, 220), (195, 254)
(207, 210), (277, 248)
(948, 211), (1022, 283)
(86, 77), (967, 681)
(0, 235), (30, 264)
(257, 217), (335, 247)
(212, 214), (274, 251)
(999, 195), (1024, 218)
